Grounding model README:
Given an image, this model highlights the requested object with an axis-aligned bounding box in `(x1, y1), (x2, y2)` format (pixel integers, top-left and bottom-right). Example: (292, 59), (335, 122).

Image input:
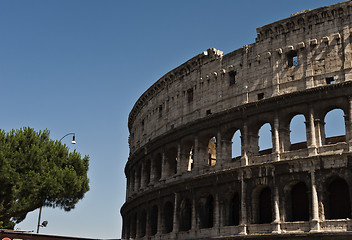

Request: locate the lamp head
(71, 135), (76, 144)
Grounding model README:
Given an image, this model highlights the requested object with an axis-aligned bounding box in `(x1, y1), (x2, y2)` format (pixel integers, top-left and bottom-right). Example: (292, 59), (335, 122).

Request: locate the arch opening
(258, 123), (272, 155)
(150, 205), (158, 235)
(258, 187), (272, 224)
(291, 182), (309, 221)
(289, 114), (307, 151)
(226, 192), (240, 226)
(179, 198), (192, 231)
(208, 137), (217, 166)
(327, 178), (351, 219)
(324, 109), (346, 144)
(231, 130), (242, 159)
(199, 195), (214, 229)
(163, 201), (174, 233)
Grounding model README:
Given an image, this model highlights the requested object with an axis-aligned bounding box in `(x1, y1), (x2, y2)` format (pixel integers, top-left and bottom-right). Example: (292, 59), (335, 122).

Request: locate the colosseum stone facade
(121, 1), (352, 239)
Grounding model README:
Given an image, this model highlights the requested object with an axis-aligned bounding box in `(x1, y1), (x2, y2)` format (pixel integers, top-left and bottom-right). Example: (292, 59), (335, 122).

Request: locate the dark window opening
(288, 51), (298, 67)
(200, 195), (214, 228)
(227, 192), (240, 226)
(187, 88), (194, 103)
(159, 105), (163, 118)
(291, 182), (309, 221)
(257, 93), (264, 100)
(139, 210), (147, 237)
(229, 71), (237, 86)
(206, 109), (212, 116)
(326, 77), (335, 84)
(328, 178), (351, 219)
(150, 206), (158, 235)
(180, 199), (192, 231)
(163, 202), (174, 233)
(259, 187), (272, 224)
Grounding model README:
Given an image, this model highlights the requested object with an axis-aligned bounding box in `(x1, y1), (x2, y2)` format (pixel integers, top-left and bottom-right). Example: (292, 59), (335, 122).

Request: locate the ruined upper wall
(128, 1), (352, 157)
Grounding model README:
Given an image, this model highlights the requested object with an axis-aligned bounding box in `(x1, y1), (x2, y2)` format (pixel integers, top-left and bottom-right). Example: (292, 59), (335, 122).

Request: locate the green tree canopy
(0, 127), (89, 229)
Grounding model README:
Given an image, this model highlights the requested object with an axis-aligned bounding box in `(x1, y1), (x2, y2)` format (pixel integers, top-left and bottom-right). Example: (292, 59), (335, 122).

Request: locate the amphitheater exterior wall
(122, 1), (352, 240)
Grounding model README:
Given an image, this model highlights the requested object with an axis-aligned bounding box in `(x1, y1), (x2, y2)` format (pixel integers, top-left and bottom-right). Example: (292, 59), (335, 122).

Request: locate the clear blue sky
(0, 0), (344, 239)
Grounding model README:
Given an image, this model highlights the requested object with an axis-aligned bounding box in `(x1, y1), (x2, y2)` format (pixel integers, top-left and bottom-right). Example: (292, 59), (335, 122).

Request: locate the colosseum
(121, 1), (352, 239)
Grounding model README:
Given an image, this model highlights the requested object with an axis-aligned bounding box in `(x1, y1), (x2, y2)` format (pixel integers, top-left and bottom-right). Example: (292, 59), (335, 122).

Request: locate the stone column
(193, 136), (200, 169)
(191, 193), (197, 230)
(221, 139), (232, 162)
(310, 169), (320, 232)
(279, 127), (290, 152)
(214, 191), (220, 228)
(241, 122), (249, 166)
(173, 193), (179, 233)
(216, 131), (222, 166)
(161, 150), (166, 180)
(140, 162), (145, 189)
(307, 105), (318, 156)
(176, 142), (182, 174)
(239, 171), (247, 235)
(145, 209), (151, 237)
(345, 97), (352, 151)
(272, 113), (280, 161)
(315, 119), (325, 147)
(157, 203), (163, 235)
(272, 171), (281, 233)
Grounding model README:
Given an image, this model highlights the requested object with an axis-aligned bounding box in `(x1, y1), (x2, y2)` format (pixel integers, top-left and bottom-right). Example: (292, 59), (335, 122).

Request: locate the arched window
(139, 209), (147, 237)
(145, 159), (151, 185)
(179, 198), (192, 231)
(324, 109), (346, 144)
(208, 137), (217, 166)
(258, 123), (272, 154)
(199, 195), (214, 228)
(259, 187), (272, 223)
(136, 165), (141, 190)
(327, 178), (351, 219)
(154, 153), (162, 181)
(163, 201), (174, 233)
(227, 192), (240, 226)
(291, 182), (309, 221)
(231, 130), (241, 159)
(131, 212), (137, 238)
(289, 114), (307, 150)
(166, 148), (177, 177)
(150, 205), (158, 235)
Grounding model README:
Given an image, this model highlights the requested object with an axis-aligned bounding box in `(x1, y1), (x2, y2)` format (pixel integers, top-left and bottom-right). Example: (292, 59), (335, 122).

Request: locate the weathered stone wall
(122, 1), (352, 240)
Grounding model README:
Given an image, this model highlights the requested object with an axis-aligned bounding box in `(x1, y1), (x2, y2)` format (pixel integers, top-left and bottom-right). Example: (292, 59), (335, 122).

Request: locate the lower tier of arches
(121, 153), (352, 240)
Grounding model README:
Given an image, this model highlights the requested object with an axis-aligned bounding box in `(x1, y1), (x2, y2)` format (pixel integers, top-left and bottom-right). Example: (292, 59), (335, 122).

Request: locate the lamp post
(36, 133), (76, 233)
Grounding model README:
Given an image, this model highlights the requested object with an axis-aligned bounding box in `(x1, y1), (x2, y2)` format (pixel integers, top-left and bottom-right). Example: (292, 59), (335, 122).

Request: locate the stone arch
(135, 164), (141, 190)
(208, 136), (217, 166)
(258, 123), (273, 155)
(163, 201), (174, 233)
(179, 198), (192, 231)
(199, 194), (214, 229)
(290, 182), (309, 221)
(324, 108), (346, 144)
(144, 159), (151, 185)
(253, 185), (272, 224)
(150, 205), (159, 235)
(131, 212), (137, 238)
(289, 114), (307, 151)
(139, 209), (147, 237)
(153, 153), (162, 181)
(326, 177), (351, 219)
(225, 191), (240, 226)
(231, 129), (242, 159)
(165, 146), (177, 177)
(182, 138), (194, 172)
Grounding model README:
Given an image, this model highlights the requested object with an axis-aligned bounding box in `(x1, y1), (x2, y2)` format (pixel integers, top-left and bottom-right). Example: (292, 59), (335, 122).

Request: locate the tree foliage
(0, 127), (89, 229)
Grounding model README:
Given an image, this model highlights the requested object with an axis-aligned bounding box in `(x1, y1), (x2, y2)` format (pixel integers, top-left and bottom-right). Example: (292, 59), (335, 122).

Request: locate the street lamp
(36, 132), (76, 233)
